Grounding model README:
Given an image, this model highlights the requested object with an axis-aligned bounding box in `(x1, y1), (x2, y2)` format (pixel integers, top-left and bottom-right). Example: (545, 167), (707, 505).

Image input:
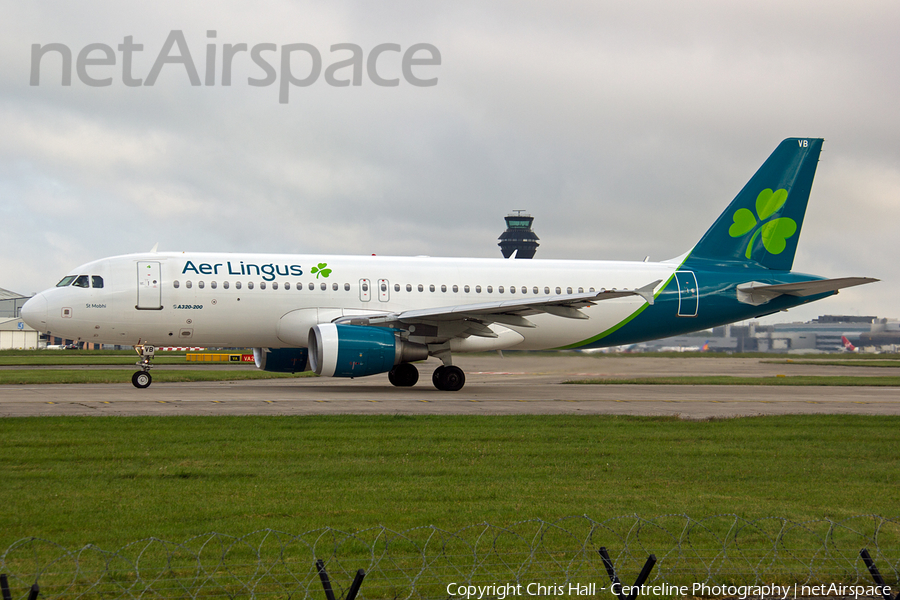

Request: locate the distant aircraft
(21, 138), (877, 390)
(841, 335), (858, 352)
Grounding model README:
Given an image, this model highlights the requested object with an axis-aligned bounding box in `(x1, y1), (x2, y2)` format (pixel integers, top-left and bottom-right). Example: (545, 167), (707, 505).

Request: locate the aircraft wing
(737, 277), (879, 306)
(336, 279), (662, 335)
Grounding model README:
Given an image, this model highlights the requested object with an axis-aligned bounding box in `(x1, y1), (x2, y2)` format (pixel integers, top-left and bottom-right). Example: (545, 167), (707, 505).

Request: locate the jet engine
(253, 348), (310, 373)
(308, 323), (428, 378)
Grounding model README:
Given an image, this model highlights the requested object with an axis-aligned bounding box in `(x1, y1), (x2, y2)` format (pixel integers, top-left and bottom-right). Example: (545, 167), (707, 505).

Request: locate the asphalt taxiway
(1, 355), (898, 418)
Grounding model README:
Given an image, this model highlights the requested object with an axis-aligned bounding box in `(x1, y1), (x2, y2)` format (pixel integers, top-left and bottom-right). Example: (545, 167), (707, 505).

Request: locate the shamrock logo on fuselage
(311, 262), (332, 279)
(728, 188), (797, 260)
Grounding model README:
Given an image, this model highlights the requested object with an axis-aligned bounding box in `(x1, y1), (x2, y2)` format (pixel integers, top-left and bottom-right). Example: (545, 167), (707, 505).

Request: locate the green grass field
(2, 414), (897, 551)
(566, 375), (900, 385)
(0, 369), (314, 384)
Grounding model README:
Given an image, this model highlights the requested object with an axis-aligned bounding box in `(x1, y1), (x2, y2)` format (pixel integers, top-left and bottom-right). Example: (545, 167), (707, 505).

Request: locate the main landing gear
(432, 365), (465, 392)
(132, 343), (155, 389)
(388, 363), (465, 391)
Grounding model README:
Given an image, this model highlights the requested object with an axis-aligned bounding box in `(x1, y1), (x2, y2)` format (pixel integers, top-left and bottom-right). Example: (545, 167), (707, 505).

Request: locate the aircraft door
(674, 270), (698, 317)
(378, 279), (390, 302)
(136, 261), (163, 310)
(359, 279), (371, 302)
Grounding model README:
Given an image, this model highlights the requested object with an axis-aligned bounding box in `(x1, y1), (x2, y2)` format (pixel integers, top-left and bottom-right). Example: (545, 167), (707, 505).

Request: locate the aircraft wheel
(432, 366), (445, 389)
(434, 365), (465, 391)
(388, 363), (419, 387)
(132, 371), (152, 389)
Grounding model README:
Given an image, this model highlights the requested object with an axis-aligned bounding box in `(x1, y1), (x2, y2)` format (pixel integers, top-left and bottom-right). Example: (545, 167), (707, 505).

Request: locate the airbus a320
(21, 138), (877, 390)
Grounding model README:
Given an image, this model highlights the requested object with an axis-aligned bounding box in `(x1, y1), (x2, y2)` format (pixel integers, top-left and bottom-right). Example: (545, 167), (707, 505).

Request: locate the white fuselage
(25, 252), (677, 351)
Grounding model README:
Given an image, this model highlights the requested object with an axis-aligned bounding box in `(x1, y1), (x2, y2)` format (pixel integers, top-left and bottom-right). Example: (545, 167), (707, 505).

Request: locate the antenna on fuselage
(150, 243), (159, 253)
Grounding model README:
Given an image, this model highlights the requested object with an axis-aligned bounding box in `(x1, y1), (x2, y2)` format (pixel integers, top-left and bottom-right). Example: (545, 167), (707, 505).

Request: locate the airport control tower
(498, 210), (540, 259)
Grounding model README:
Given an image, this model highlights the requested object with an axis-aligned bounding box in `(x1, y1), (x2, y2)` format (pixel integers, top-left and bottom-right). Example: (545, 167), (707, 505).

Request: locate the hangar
(0, 287), (39, 350)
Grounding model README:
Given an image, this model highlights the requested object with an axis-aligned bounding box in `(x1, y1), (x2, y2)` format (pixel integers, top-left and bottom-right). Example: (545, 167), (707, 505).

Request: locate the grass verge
(1, 414), (897, 549)
(565, 375), (900, 386)
(2, 414), (898, 596)
(0, 369), (314, 385)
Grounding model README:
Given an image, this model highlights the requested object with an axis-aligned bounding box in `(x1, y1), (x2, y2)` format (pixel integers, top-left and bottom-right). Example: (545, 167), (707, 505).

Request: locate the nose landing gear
(132, 343), (155, 388)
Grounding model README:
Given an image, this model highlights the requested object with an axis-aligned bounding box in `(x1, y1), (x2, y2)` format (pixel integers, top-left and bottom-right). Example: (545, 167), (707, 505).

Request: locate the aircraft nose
(21, 294), (48, 330)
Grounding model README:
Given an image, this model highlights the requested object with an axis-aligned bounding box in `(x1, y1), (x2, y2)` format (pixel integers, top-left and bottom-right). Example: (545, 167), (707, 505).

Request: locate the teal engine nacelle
(253, 348), (310, 373)
(308, 323), (429, 378)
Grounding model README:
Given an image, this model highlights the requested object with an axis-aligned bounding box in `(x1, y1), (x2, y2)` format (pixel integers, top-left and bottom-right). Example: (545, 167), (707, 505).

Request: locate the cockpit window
(56, 276), (76, 287)
(92, 276), (104, 288)
(73, 275), (90, 288)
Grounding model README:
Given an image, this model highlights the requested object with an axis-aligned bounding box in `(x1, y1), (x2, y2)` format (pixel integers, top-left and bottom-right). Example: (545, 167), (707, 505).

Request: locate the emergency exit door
(136, 261), (163, 310)
(674, 270), (698, 317)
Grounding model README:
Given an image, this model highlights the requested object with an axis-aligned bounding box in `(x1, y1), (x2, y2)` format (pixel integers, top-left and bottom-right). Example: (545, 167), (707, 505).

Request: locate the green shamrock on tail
(311, 263), (332, 279)
(728, 188), (797, 259)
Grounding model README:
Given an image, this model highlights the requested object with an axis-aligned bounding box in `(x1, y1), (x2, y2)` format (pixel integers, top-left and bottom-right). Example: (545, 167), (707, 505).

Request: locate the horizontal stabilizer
(737, 277), (879, 306)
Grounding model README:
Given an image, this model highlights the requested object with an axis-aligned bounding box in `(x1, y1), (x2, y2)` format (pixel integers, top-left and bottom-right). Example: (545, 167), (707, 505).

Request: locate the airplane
(841, 335), (858, 352)
(21, 138), (878, 391)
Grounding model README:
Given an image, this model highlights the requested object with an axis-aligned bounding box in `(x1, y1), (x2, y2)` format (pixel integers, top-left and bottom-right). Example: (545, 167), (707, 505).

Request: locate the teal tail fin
(686, 138), (823, 271)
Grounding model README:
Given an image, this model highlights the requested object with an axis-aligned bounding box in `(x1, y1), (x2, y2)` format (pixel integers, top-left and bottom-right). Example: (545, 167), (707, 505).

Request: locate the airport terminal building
(0, 287), (39, 350)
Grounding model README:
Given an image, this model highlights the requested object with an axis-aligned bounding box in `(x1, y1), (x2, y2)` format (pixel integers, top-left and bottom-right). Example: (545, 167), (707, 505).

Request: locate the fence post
(315, 560), (366, 600)
(597, 547), (657, 600)
(0, 574), (11, 600)
(860, 548), (897, 600)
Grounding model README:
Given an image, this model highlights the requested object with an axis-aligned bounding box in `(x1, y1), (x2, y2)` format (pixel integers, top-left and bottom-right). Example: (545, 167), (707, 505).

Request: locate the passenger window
(235, 281), (242, 290)
(578, 287), (584, 293)
(308, 283), (314, 291)
(429, 284), (435, 292)
(418, 284), (423, 292)
(475, 286), (481, 293)
(260, 282), (266, 290)
(345, 283), (351, 291)
(556, 287), (562, 294)
(272, 282), (278, 290)
(284, 282), (290, 290)
(73, 275), (90, 288)
(56, 276), (76, 287)
(509, 286), (515, 294)
(320, 283), (326, 291)
(499, 286), (504, 293)
(406, 284), (412, 292)
(211, 281), (217, 289)
(590, 287), (595, 293)
(333, 283), (338, 291)
(567, 287), (573, 294)
(224, 281), (230, 289)
(186, 281), (193, 289)
(464, 285), (469, 293)
(173, 280), (180, 289)
(198, 281), (205, 289)
(394, 284), (400, 292)
(248, 282), (254, 290)
(92, 276), (104, 288)
(382, 283), (388, 292)
(441, 285), (447, 293)
(533, 287), (538, 294)
(487, 286), (492, 293)
(544, 287), (550, 294)
(453, 285), (459, 293)
(522, 286), (527, 294)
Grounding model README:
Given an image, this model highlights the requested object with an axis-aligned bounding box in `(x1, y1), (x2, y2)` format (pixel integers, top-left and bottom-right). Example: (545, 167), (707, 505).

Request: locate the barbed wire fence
(2, 515), (898, 599)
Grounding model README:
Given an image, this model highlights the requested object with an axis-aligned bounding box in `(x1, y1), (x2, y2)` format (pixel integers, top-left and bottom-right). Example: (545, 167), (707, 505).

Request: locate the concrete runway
(2, 355), (898, 418)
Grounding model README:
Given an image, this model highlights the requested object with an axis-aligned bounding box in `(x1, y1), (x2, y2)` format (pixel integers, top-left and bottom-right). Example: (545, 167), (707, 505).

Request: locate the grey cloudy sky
(2, 1), (897, 324)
